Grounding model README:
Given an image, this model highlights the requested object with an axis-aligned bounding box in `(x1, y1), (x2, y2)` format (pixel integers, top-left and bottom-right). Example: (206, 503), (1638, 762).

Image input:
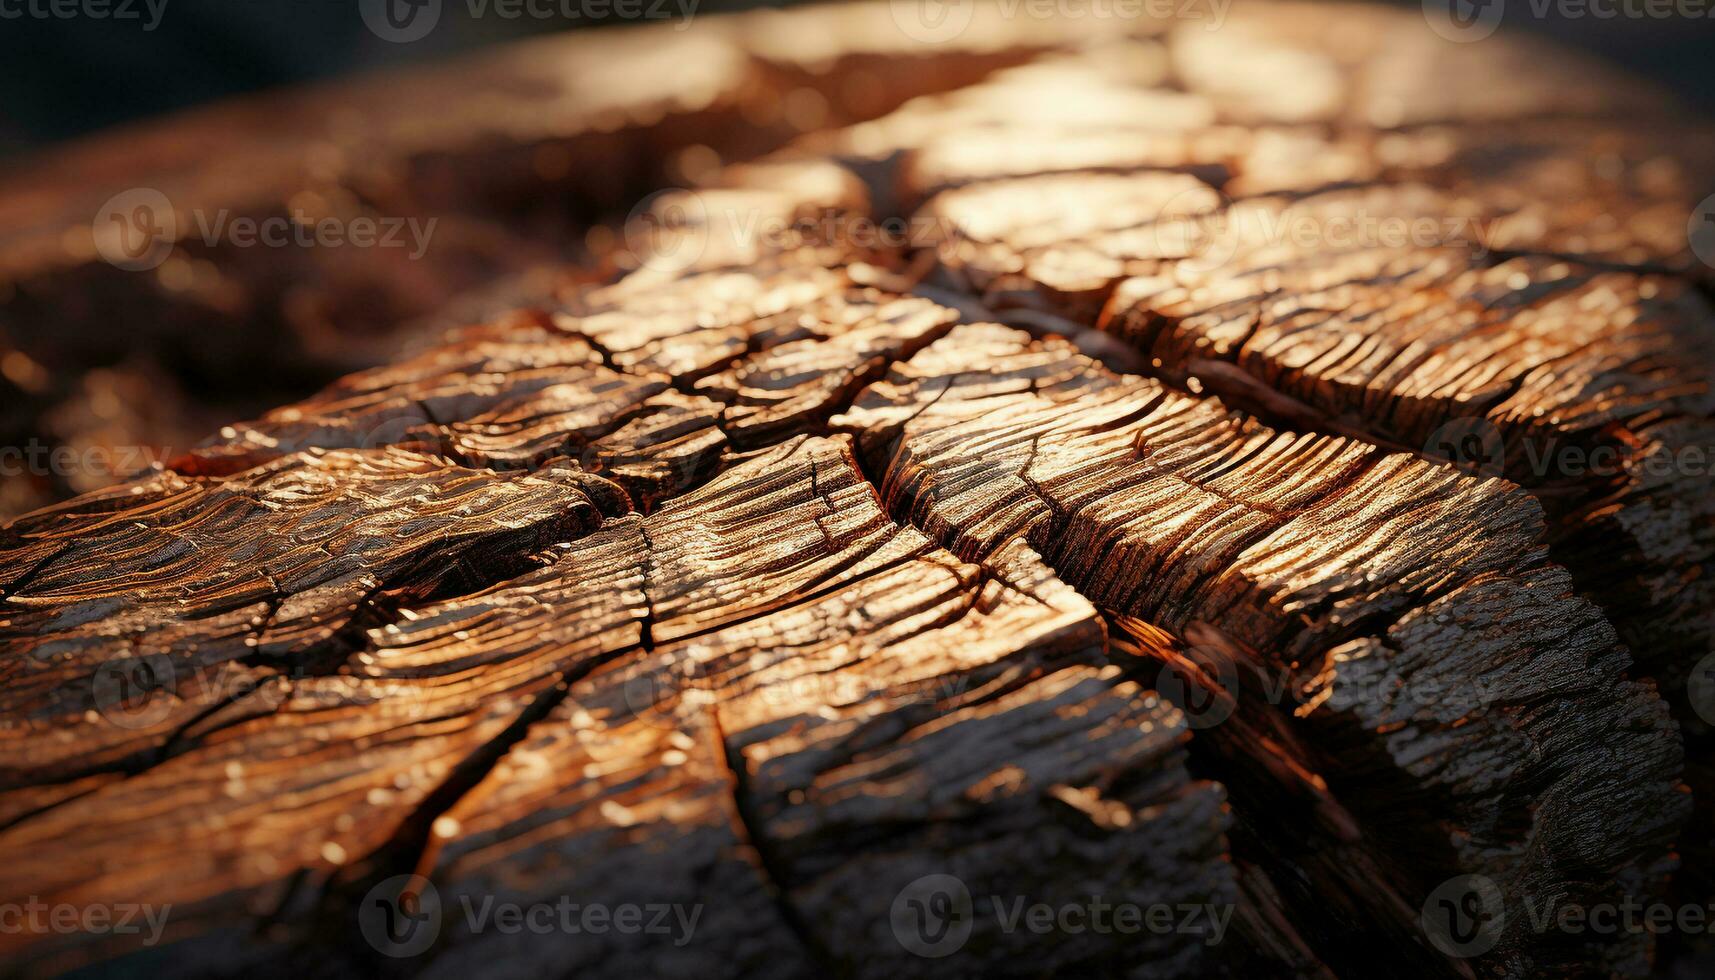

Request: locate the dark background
(0, 0), (1711, 160)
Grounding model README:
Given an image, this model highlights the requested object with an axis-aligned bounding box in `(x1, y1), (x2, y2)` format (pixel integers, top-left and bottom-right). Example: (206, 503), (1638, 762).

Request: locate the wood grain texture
(3, 2), (1713, 978)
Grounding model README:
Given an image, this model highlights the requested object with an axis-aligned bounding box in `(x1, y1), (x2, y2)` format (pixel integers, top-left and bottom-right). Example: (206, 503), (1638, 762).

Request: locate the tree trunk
(2, 3), (1713, 978)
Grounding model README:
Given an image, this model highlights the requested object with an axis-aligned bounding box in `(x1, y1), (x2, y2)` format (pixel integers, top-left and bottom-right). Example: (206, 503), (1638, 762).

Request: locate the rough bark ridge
(2, 3), (1712, 978)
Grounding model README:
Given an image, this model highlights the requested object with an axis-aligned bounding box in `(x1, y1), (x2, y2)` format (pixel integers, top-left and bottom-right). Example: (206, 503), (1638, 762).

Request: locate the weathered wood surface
(3, 2), (1714, 978)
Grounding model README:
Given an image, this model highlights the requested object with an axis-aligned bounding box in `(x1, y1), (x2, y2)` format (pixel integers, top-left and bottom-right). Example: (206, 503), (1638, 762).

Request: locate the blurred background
(1, 0), (1713, 158)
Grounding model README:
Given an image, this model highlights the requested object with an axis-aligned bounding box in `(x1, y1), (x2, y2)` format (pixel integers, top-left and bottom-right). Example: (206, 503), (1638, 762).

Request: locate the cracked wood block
(0, 488), (641, 974)
(900, 94), (1715, 919)
(1097, 230), (1715, 863)
(7, 2), (1715, 978)
(919, 169), (1223, 318)
(170, 157), (890, 498)
(417, 437), (1230, 978)
(177, 273), (959, 506)
(0, 450), (624, 796)
(1108, 617), (1439, 979)
(0, 434), (1233, 978)
(557, 259), (856, 381)
(174, 314), (728, 506)
(834, 322), (1688, 974)
(919, 176), (1706, 325)
(691, 289), (960, 449)
(406, 669), (816, 980)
